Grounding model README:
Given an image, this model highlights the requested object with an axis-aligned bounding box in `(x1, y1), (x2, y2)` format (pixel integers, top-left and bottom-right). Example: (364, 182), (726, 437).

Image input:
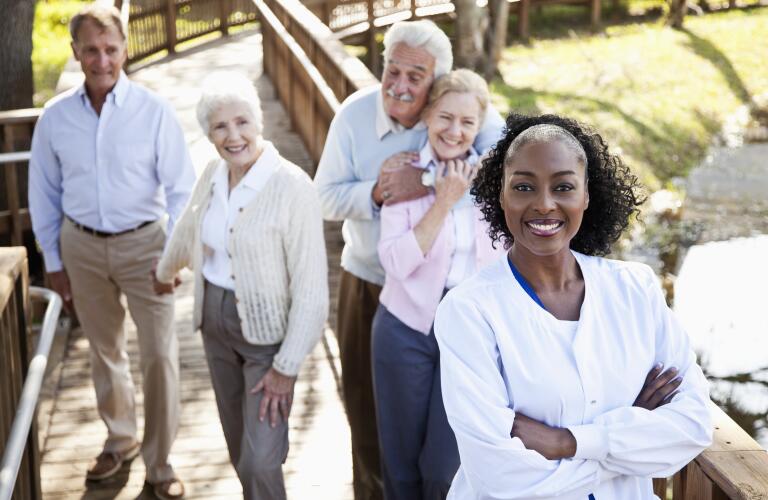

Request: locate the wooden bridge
(1, 0), (768, 498)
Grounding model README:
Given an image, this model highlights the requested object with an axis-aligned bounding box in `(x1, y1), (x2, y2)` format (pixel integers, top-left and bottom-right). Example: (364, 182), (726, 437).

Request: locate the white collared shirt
(28, 72), (195, 272)
(417, 142), (481, 288)
(435, 253), (713, 500)
(201, 142), (280, 290)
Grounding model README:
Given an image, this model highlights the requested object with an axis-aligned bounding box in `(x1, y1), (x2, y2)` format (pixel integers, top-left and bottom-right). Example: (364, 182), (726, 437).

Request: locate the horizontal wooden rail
(0, 110), (39, 248)
(124, 0), (258, 67)
(253, 0), (376, 169)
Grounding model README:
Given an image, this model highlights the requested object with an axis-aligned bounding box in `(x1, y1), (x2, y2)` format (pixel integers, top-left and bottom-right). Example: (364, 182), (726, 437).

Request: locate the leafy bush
(33, 1), (89, 105)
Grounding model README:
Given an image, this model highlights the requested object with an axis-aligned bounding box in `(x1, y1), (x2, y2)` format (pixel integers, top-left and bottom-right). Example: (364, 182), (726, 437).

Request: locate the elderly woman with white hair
(152, 72), (328, 499)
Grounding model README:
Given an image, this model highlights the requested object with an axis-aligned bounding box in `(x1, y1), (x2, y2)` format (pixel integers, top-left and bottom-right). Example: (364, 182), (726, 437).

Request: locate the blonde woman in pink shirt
(371, 69), (505, 500)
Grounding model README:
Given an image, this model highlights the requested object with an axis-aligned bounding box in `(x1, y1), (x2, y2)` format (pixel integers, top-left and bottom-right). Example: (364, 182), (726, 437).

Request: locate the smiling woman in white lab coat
(434, 114), (713, 500)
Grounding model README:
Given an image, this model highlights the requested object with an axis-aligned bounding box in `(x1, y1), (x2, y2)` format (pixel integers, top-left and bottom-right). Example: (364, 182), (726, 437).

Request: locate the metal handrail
(0, 287), (62, 500)
(0, 152), (31, 164)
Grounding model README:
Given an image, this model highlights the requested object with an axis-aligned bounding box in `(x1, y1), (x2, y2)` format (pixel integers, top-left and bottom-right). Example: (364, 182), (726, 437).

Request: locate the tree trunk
(668, 0), (687, 28)
(454, 0), (488, 72)
(484, 0), (509, 80)
(0, 0), (35, 110)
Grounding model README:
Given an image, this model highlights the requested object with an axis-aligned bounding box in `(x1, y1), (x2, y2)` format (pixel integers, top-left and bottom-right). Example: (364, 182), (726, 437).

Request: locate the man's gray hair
(70, 4), (126, 42)
(505, 124), (588, 169)
(196, 71), (263, 136)
(382, 21), (453, 78)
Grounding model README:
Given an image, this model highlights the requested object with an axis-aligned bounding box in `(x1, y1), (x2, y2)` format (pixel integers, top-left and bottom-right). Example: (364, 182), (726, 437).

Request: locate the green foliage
(33, 0), (90, 106)
(493, 7), (768, 189)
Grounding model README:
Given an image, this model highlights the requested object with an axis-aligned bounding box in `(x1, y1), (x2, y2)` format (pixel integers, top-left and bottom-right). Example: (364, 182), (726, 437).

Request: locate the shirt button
(590, 400), (597, 405)
(229, 228), (234, 233)
(239, 207), (244, 212)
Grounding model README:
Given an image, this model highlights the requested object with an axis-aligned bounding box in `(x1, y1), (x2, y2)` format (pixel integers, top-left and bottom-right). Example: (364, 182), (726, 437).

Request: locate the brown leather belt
(67, 216), (154, 238)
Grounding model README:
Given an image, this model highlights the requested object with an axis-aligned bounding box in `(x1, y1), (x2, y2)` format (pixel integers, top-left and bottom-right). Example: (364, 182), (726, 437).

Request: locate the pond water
(675, 235), (768, 446)
(661, 142), (768, 446)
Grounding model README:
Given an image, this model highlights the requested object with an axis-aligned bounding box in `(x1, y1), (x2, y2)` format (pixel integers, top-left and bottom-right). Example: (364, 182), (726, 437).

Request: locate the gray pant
(201, 281), (288, 500)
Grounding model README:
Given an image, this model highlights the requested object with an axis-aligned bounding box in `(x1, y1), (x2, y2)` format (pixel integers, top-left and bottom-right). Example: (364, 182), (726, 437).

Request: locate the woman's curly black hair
(471, 113), (645, 256)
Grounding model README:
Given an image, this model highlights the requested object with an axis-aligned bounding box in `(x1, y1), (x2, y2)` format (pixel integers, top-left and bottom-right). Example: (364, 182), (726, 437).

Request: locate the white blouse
(434, 252), (713, 500)
(416, 142), (480, 288)
(200, 145), (280, 290)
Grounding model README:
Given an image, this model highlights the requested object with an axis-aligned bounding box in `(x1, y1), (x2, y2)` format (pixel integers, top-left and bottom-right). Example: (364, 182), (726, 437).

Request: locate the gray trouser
(201, 281), (288, 500)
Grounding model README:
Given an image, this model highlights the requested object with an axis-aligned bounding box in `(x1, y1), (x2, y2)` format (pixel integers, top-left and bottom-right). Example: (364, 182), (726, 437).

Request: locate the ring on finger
(383, 191), (391, 199)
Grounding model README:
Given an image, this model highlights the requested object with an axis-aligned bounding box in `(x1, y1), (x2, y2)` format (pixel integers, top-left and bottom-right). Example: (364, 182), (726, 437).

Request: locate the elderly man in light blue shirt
(313, 19), (504, 500)
(28, 5), (193, 499)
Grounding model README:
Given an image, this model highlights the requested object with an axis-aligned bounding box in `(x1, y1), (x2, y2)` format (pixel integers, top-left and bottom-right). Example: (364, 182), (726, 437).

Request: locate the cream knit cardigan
(156, 155), (329, 376)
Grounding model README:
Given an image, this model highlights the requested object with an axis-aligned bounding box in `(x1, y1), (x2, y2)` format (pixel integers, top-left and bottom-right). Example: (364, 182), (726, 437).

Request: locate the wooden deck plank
(37, 28), (352, 499)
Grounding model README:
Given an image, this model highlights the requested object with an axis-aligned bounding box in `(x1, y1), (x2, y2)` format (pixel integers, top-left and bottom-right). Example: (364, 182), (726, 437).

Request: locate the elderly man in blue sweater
(313, 19), (504, 500)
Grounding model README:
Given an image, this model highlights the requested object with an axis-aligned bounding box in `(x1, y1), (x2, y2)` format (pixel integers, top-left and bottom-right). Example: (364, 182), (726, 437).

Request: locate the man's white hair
(196, 71), (263, 136)
(382, 20), (453, 78)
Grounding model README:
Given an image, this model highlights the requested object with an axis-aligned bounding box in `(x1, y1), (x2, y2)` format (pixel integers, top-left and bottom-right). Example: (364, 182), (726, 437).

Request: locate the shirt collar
(212, 140), (281, 193)
(77, 71), (130, 108)
(240, 141), (280, 191)
(375, 87), (426, 140)
(418, 140), (480, 170)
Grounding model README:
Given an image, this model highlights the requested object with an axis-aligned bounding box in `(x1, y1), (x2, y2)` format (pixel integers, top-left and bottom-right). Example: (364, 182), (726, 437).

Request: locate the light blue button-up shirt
(28, 72), (196, 272)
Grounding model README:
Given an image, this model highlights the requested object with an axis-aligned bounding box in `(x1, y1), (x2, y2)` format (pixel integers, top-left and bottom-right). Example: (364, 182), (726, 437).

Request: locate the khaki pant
(60, 218), (179, 483)
(201, 281), (288, 500)
(337, 269), (383, 500)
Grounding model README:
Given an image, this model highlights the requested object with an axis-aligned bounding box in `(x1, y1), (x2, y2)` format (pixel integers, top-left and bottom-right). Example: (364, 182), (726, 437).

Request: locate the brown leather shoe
(151, 477), (185, 500)
(86, 442), (140, 481)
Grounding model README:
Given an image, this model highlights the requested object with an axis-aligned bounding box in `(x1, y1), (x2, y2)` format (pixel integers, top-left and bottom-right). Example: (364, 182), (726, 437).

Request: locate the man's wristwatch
(421, 169), (435, 190)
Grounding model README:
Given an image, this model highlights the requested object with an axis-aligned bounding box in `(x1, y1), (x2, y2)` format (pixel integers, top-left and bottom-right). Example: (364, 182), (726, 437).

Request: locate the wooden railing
(0, 248), (38, 500)
(301, 0), (601, 45)
(649, 401), (768, 499)
(0, 111), (40, 249)
(254, 0), (377, 167)
(122, 0), (258, 65)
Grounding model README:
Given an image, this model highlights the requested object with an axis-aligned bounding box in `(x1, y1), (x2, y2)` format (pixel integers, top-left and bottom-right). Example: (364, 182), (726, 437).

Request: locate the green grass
(492, 6), (768, 189)
(32, 1), (90, 106)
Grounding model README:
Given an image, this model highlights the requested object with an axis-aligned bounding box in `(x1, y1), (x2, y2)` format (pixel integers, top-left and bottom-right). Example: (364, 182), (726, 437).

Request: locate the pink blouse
(378, 179), (505, 334)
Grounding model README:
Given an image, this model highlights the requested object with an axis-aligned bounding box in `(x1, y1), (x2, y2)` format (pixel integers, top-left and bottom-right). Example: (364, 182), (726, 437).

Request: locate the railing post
(517, 0), (530, 41)
(2, 128), (23, 247)
(165, 0), (177, 54)
(411, 0), (416, 19)
(220, 0), (230, 36)
(590, 0), (601, 30)
(366, 0), (380, 76)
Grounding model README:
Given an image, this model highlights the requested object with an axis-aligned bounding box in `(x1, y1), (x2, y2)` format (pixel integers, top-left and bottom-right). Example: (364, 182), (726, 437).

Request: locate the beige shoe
(86, 442), (140, 481)
(151, 477), (185, 500)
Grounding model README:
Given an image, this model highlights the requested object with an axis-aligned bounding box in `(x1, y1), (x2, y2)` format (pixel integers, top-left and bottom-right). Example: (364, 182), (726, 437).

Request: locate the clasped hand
(150, 260), (181, 295)
(433, 159), (475, 209)
(373, 152), (425, 206)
